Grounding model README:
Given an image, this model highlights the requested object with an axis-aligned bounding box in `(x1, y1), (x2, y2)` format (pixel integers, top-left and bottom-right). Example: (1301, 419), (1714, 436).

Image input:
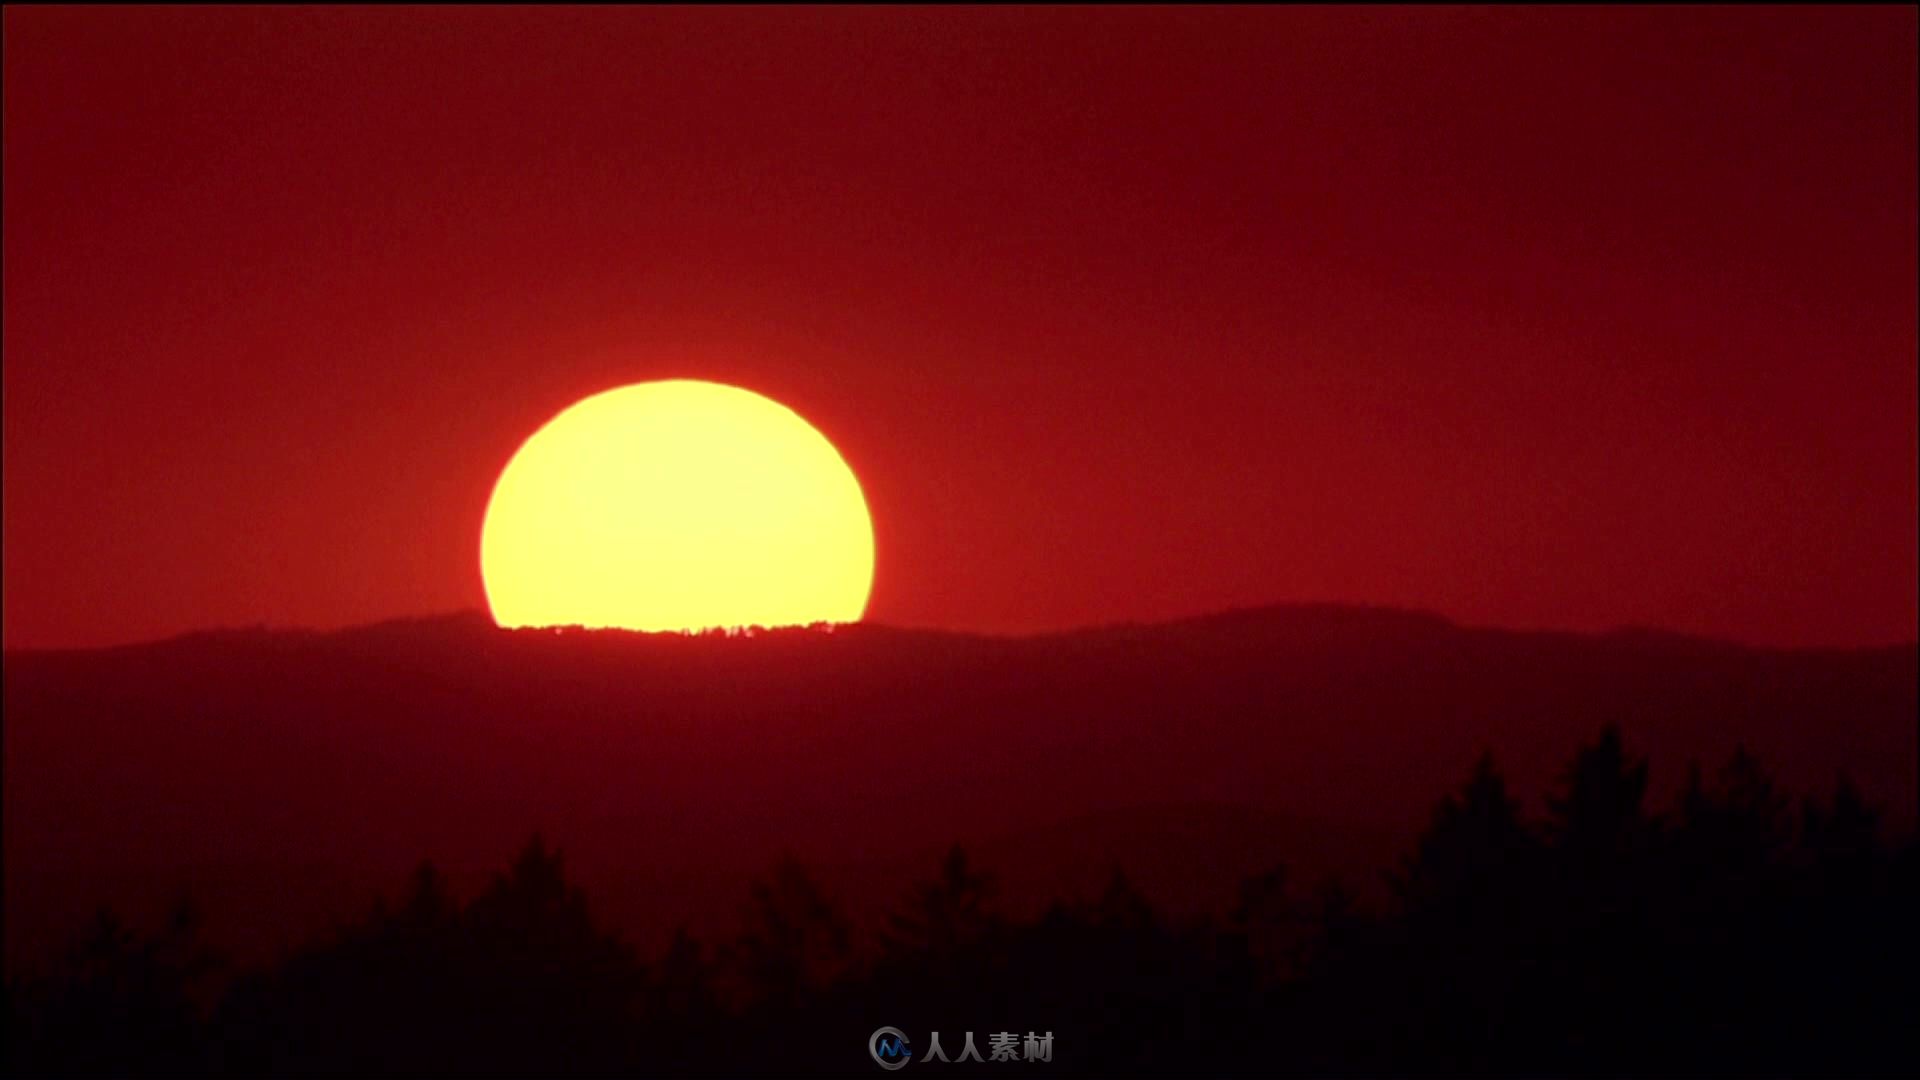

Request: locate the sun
(480, 380), (875, 632)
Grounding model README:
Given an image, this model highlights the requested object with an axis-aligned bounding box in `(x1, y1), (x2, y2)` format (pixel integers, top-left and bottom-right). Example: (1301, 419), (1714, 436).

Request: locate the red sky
(4, 6), (1915, 649)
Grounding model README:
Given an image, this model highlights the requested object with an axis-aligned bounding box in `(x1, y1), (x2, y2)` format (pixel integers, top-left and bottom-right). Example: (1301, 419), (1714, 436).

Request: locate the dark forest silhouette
(8, 728), (1914, 1077)
(9, 609), (1914, 976)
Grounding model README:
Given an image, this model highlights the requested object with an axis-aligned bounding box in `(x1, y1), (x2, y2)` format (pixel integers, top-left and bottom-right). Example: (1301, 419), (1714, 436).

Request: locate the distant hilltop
(14, 599), (1906, 657)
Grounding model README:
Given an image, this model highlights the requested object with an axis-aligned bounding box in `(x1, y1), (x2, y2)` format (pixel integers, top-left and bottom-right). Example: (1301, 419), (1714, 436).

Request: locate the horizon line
(5, 600), (1916, 657)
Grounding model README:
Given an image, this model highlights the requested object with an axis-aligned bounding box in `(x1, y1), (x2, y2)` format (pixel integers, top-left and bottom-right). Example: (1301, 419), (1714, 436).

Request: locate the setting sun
(479, 380), (874, 632)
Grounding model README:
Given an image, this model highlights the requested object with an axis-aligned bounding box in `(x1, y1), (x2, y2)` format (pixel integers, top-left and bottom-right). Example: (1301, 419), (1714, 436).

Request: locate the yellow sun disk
(480, 381), (875, 632)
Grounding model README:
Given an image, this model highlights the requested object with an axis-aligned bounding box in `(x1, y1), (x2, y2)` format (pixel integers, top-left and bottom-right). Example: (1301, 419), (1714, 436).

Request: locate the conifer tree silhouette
(1393, 751), (1538, 915)
(731, 859), (851, 1010)
(1548, 724), (1655, 871)
(882, 844), (997, 962)
(1801, 772), (1880, 880)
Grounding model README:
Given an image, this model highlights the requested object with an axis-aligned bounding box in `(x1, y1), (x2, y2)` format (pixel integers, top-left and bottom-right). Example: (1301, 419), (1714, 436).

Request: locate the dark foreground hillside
(6, 728), (1915, 1076)
(5, 606), (1914, 970)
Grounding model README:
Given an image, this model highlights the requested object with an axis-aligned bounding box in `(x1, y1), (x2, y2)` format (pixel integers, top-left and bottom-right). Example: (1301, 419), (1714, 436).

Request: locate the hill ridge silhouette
(9, 600), (1912, 659)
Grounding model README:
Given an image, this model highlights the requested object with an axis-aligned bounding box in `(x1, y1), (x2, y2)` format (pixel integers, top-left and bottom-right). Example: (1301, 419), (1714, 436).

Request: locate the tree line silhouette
(6, 726), (1914, 1076)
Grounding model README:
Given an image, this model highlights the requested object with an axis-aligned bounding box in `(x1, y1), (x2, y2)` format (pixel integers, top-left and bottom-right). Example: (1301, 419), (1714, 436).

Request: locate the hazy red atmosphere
(5, 5), (1916, 649)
